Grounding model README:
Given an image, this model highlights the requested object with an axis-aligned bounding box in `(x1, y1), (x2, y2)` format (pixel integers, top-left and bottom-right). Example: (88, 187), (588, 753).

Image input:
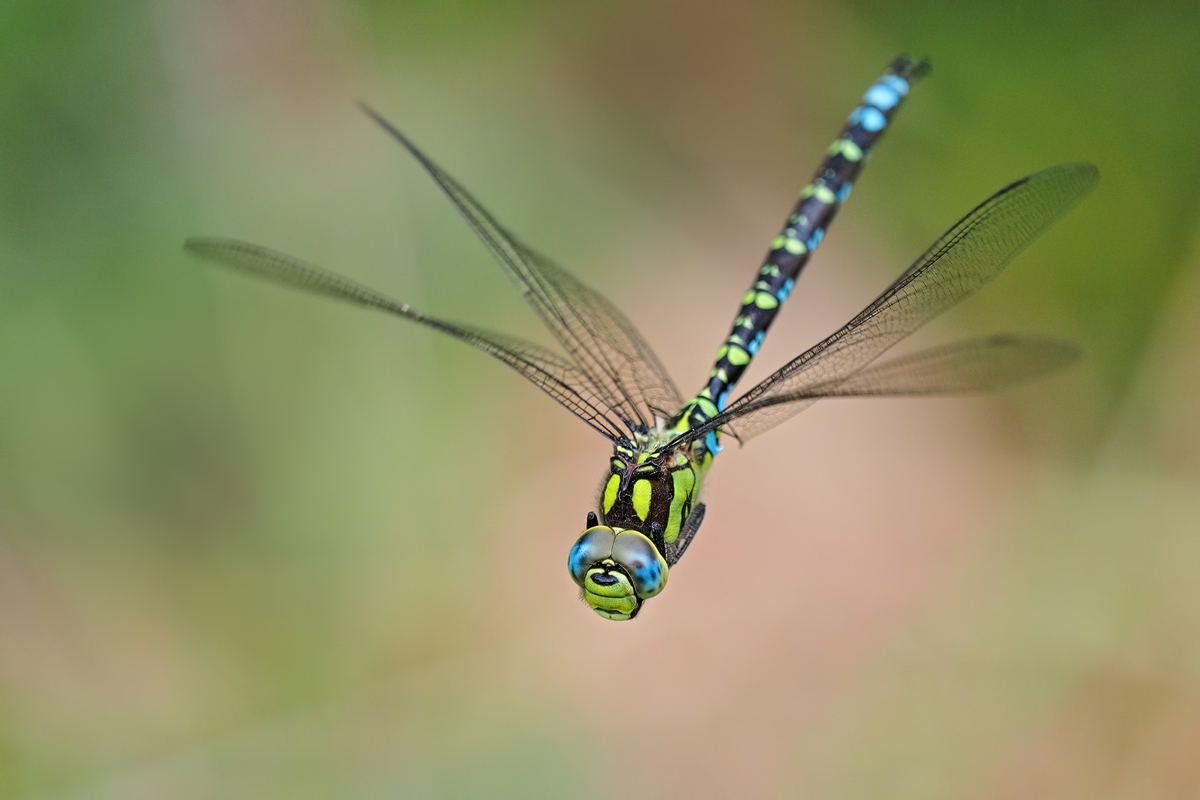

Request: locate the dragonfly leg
(666, 503), (706, 566)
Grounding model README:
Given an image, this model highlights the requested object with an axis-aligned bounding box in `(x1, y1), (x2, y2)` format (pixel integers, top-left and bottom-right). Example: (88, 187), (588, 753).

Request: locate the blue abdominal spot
(860, 107), (886, 132)
(863, 83), (900, 110)
(879, 75), (909, 96)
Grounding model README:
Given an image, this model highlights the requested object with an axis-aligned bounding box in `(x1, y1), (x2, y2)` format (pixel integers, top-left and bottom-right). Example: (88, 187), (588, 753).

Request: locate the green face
(567, 525), (669, 621)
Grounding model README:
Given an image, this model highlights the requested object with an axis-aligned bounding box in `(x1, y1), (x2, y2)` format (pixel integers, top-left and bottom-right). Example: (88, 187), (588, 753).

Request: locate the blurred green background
(2, 0), (1200, 797)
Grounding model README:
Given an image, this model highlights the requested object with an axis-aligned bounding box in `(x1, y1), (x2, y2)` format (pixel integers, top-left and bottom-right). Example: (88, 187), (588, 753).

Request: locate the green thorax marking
(599, 434), (710, 556)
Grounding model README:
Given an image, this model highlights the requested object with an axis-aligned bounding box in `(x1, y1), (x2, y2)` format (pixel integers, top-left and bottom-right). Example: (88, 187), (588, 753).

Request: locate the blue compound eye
(568, 526), (615, 586)
(611, 531), (669, 599)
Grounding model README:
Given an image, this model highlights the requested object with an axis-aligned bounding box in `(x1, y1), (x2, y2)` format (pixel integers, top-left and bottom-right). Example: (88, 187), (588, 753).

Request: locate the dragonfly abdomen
(670, 55), (930, 449)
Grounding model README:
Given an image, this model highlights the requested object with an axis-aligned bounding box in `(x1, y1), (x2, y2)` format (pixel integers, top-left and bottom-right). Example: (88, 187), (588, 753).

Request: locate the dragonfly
(186, 55), (1097, 621)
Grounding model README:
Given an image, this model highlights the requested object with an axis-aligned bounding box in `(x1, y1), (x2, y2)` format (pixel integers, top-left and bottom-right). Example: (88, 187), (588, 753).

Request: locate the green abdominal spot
(694, 397), (718, 418)
(753, 292), (779, 310)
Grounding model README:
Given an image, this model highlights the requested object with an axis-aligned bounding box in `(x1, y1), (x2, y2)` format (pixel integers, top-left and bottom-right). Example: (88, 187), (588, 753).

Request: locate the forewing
(516, 243), (685, 425)
(185, 237), (628, 441)
(360, 105), (683, 432)
(674, 163), (1097, 444)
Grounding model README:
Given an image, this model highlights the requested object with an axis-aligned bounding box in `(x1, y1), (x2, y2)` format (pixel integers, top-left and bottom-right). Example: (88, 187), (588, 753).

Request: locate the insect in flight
(187, 55), (1097, 621)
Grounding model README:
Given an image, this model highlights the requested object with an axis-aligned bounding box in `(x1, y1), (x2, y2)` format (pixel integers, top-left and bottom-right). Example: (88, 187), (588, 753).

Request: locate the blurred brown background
(2, 0), (1199, 797)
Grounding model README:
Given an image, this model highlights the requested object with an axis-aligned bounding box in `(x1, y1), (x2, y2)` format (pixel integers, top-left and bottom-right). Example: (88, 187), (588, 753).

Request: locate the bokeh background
(2, 0), (1200, 797)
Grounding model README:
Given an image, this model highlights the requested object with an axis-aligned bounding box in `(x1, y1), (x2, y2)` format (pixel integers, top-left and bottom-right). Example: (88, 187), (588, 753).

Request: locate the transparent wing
(185, 237), (629, 441)
(360, 105), (683, 434)
(755, 335), (1079, 401)
(672, 163), (1097, 445)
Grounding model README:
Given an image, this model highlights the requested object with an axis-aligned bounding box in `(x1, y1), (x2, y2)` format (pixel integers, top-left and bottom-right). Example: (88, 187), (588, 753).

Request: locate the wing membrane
(672, 163), (1097, 444)
(758, 335), (1080, 400)
(185, 237), (628, 440)
(360, 105), (683, 433)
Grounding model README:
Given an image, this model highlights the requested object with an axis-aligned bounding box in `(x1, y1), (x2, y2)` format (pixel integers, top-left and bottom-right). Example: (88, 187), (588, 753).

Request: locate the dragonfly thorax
(600, 441), (709, 558)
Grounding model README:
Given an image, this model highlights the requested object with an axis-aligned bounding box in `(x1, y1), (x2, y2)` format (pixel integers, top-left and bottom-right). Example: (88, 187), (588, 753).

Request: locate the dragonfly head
(568, 514), (668, 621)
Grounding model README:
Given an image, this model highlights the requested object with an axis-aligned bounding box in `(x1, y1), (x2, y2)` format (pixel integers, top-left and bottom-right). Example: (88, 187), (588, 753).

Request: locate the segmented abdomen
(671, 55), (929, 450)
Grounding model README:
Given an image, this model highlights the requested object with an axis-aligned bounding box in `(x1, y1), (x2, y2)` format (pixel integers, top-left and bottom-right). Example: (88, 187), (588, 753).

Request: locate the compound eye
(611, 530), (669, 599)
(568, 526), (615, 586)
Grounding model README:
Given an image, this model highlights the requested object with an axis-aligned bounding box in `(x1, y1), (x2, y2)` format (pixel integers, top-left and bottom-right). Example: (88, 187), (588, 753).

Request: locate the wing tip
(1032, 162), (1100, 197)
(1058, 161), (1100, 189)
(1047, 339), (1085, 371)
(183, 235), (222, 258)
(183, 235), (255, 259)
(356, 100), (387, 130)
(988, 333), (1084, 381)
(357, 101), (422, 158)
(183, 235), (214, 249)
